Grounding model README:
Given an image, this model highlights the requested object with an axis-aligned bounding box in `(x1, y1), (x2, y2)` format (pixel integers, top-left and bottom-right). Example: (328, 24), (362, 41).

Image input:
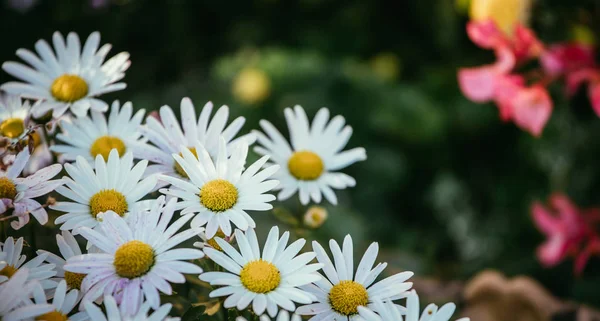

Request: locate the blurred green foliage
(2, 0), (600, 308)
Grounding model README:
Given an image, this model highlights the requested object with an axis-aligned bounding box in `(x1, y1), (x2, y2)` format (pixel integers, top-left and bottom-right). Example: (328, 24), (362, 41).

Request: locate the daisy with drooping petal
(52, 150), (157, 232)
(85, 295), (180, 321)
(358, 291), (470, 321)
(0, 268), (54, 321)
(0, 237), (57, 290)
(160, 137), (279, 238)
(52, 100), (146, 163)
(30, 279), (89, 321)
(0, 93), (34, 142)
(296, 235), (413, 321)
(0, 149), (64, 230)
(65, 196), (204, 315)
(37, 231), (87, 293)
(1, 31), (130, 118)
(138, 97), (256, 182)
(253, 105), (367, 205)
(200, 226), (322, 317)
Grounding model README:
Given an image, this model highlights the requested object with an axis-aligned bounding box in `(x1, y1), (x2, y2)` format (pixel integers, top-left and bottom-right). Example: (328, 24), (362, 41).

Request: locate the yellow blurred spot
(571, 24), (596, 46)
(232, 68), (271, 105)
(455, 0), (471, 14)
(470, 0), (531, 35)
(369, 52), (401, 82)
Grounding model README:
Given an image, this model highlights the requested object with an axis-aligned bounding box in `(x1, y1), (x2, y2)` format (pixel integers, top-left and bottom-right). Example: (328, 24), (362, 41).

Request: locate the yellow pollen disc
(51, 74), (88, 102)
(90, 136), (126, 161)
(64, 271), (86, 290)
(329, 280), (369, 316)
(206, 230), (226, 251)
(113, 240), (155, 279)
(35, 311), (68, 321)
(0, 265), (17, 278)
(288, 151), (324, 181)
(200, 179), (238, 212)
(240, 260), (281, 293)
(174, 147), (198, 178)
(89, 189), (128, 219)
(0, 177), (17, 200)
(0, 118), (25, 139)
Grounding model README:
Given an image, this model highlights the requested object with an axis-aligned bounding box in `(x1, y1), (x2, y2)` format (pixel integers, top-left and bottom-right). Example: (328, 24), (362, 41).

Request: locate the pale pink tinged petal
(531, 202), (560, 235)
(458, 66), (497, 103)
(466, 20), (507, 49)
(537, 235), (568, 267)
(588, 82), (600, 117)
(493, 74), (525, 121)
(510, 85), (553, 137)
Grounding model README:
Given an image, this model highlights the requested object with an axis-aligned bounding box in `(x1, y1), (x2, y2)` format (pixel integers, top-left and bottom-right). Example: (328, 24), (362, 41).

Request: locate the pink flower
(540, 43), (596, 77)
(531, 194), (588, 268)
(508, 85), (553, 137)
(466, 20), (543, 63)
(458, 47), (515, 103)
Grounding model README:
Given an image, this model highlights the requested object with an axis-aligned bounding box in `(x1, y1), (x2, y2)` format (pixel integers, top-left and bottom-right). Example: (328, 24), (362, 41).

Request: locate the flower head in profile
(84, 295), (180, 321)
(0, 149), (64, 230)
(1, 31), (130, 118)
(0, 236), (57, 290)
(359, 291), (470, 321)
(37, 231), (87, 293)
(0, 268), (54, 321)
(65, 196), (204, 315)
(52, 150), (156, 233)
(254, 105), (366, 205)
(296, 235), (413, 320)
(193, 228), (235, 254)
(160, 137), (279, 238)
(52, 100), (146, 163)
(139, 97), (255, 184)
(200, 226), (322, 317)
(303, 206), (328, 229)
(0, 93), (34, 142)
(29, 279), (88, 321)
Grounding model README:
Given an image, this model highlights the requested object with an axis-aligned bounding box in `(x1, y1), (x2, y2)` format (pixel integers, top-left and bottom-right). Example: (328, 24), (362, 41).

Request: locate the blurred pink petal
(588, 82), (600, 117)
(466, 20), (507, 49)
(494, 74), (525, 121)
(512, 25), (544, 61)
(458, 47), (516, 103)
(510, 85), (553, 137)
(575, 237), (600, 275)
(541, 43), (596, 77)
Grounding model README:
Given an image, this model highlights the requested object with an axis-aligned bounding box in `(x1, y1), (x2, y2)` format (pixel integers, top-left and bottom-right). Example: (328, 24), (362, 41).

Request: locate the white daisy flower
(358, 291), (470, 321)
(199, 226), (323, 317)
(253, 105), (367, 205)
(0, 237), (57, 290)
(51, 100), (146, 163)
(84, 295), (179, 321)
(65, 196), (204, 315)
(0, 93), (33, 142)
(192, 227), (235, 254)
(29, 279), (89, 321)
(1, 31), (130, 118)
(160, 137), (279, 239)
(37, 231), (86, 293)
(51, 150), (157, 233)
(0, 149), (64, 230)
(138, 97), (256, 182)
(296, 235), (413, 321)
(0, 268), (54, 321)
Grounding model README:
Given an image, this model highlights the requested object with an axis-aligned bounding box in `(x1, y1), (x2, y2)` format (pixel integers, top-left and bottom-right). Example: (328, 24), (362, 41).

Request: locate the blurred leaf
(272, 207), (299, 226)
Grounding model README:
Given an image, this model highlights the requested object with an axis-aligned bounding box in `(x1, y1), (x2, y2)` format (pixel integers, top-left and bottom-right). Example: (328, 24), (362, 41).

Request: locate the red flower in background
(458, 20), (552, 136)
(531, 194), (600, 274)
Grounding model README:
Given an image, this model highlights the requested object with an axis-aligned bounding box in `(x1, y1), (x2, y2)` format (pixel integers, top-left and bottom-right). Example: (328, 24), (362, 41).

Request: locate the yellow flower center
(0, 265), (17, 278)
(288, 151), (324, 180)
(206, 230), (226, 251)
(174, 147), (198, 178)
(200, 179), (238, 212)
(90, 136), (126, 162)
(328, 280), (369, 316)
(0, 177), (17, 200)
(113, 240), (155, 279)
(64, 271), (86, 290)
(0, 118), (25, 139)
(89, 189), (128, 219)
(35, 311), (67, 321)
(239, 260), (280, 293)
(50, 74), (88, 102)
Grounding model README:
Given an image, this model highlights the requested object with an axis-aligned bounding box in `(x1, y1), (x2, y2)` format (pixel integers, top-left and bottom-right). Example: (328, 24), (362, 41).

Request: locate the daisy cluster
(0, 31), (469, 321)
